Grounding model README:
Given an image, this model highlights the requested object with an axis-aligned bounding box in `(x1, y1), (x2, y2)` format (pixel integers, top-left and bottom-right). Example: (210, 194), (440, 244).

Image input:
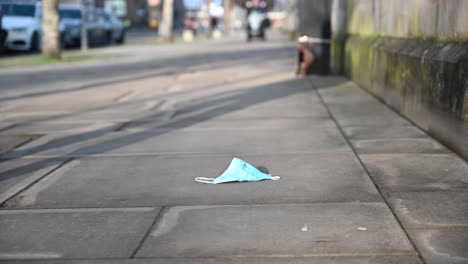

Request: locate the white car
(1, 2), (41, 51)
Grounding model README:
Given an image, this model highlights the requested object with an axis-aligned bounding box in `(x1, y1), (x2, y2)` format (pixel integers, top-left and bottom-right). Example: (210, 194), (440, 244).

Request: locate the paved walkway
(0, 34), (467, 264)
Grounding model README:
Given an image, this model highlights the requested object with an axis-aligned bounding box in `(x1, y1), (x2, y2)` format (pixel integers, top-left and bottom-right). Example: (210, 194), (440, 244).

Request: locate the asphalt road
(0, 31), (467, 264)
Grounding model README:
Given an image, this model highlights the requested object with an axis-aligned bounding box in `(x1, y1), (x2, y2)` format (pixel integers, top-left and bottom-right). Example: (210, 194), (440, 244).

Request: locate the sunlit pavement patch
(135, 203), (415, 258)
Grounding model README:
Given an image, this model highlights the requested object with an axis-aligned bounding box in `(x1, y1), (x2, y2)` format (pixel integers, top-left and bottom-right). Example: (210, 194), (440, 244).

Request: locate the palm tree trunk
(42, 0), (61, 59)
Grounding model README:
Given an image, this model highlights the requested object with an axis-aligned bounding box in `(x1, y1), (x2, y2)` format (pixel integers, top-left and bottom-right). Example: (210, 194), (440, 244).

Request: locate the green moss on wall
(344, 36), (468, 121)
(344, 37), (378, 93)
(331, 39), (346, 74)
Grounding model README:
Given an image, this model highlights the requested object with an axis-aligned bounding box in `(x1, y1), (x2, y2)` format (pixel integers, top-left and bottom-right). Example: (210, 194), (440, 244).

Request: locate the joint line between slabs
(0, 124), (17, 133)
(0, 158), (74, 208)
(134, 251), (418, 259)
(0, 134), (42, 157)
(130, 206), (167, 258)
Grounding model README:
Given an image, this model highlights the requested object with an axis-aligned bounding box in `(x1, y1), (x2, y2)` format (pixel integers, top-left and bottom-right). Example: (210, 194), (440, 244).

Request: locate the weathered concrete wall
(330, 0), (347, 73)
(332, 0), (468, 160)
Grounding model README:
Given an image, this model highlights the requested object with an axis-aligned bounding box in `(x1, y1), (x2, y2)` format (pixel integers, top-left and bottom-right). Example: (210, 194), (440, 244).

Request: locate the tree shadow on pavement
(0, 67), (270, 126)
(0, 76), (328, 206)
(0, 45), (294, 102)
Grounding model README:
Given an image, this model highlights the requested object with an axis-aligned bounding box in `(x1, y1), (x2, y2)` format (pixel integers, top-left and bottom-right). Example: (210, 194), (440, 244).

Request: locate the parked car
(60, 5), (112, 47)
(59, 5), (82, 47)
(1, 2), (113, 52)
(1, 2), (41, 51)
(0, 5), (7, 52)
(96, 8), (125, 44)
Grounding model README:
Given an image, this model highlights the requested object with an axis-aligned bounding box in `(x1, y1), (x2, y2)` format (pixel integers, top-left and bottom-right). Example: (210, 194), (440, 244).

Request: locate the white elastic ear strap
(270, 175), (281, 181)
(195, 177), (215, 184)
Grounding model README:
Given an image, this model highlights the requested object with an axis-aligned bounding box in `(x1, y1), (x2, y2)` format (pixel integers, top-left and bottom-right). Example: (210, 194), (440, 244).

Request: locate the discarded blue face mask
(195, 158), (280, 184)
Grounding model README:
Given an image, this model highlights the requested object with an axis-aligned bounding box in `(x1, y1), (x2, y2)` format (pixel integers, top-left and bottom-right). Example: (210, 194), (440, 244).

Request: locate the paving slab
(3, 127), (349, 158)
(0, 121), (118, 135)
(0, 256), (424, 264)
(326, 103), (401, 119)
(325, 103), (403, 120)
(4, 91), (160, 113)
(172, 104), (329, 120)
(360, 154), (468, 193)
(0, 158), (65, 204)
(172, 99), (329, 120)
(388, 191), (468, 228)
(0, 111), (152, 123)
(320, 94), (380, 104)
(318, 88), (380, 104)
(0, 112), (68, 123)
(0, 208), (159, 259)
(0, 99), (169, 123)
(167, 78), (323, 119)
(319, 92), (379, 104)
(136, 203), (416, 258)
(310, 76), (355, 91)
(316, 87), (412, 127)
(170, 80), (320, 104)
(312, 77), (381, 105)
(407, 228), (468, 264)
(333, 115), (411, 127)
(0, 122), (14, 132)
(121, 118), (332, 132)
(0, 136), (34, 155)
(316, 83), (385, 105)
(343, 125), (427, 140)
(351, 138), (449, 154)
(4, 153), (381, 208)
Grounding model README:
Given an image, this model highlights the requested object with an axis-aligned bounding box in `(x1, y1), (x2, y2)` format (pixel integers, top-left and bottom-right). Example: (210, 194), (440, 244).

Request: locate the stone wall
(332, 0), (468, 160)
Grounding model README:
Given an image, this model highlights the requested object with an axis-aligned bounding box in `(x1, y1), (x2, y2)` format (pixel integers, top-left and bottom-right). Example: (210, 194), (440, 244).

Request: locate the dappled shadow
(0, 44), (294, 102)
(39, 77), (311, 155)
(0, 77), (313, 206)
(0, 67), (269, 125)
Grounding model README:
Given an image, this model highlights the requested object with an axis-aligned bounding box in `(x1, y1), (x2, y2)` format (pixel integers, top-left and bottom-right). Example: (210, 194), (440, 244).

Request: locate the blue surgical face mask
(195, 158), (280, 184)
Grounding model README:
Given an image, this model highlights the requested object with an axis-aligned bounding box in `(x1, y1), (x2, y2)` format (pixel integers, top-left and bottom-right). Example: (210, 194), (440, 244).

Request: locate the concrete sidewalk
(314, 77), (468, 264)
(0, 37), (467, 264)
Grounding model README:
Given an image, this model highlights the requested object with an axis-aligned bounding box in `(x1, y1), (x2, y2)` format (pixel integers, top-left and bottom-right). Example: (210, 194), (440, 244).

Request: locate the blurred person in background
(244, 0), (270, 41)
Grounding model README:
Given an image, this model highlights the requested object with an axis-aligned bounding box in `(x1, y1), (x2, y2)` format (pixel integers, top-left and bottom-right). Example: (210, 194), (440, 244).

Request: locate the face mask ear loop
(270, 175), (281, 181)
(195, 177), (215, 184)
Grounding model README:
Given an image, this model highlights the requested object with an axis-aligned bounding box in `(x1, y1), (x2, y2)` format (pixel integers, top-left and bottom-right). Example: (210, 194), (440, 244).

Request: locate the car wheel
(0, 30), (6, 53)
(116, 30), (125, 44)
(30, 32), (39, 51)
(106, 31), (113, 45)
(60, 33), (66, 49)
